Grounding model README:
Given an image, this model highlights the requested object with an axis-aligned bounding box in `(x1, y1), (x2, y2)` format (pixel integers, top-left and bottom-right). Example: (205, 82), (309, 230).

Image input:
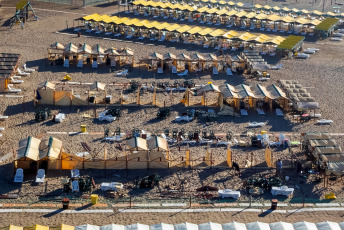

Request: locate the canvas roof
(234, 84), (255, 99)
(50, 225), (75, 230)
(164, 53), (177, 60)
(76, 225), (99, 230)
(16, 136), (41, 161)
(65, 43), (78, 54)
(304, 132), (330, 140)
(246, 222), (270, 230)
(125, 224), (149, 230)
(199, 222), (222, 230)
(147, 136), (168, 151)
(219, 84), (238, 98)
(174, 223), (198, 230)
(0, 226), (23, 230)
(23, 226), (49, 230)
(40, 81), (56, 90)
(316, 221), (341, 230)
(50, 42), (65, 50)
(222, 222), (247, 230)
(39, 137), (63, 160)
(150, 53), (163, 60)
(90, 82), (106, 91)
(150, 223), (174, 230)
(100, 225), (125, 230)
(105, 48), (120, 55)
(195, 84), (220, 95)
(92, 44), (105, 55)
(277, 35), (304, 50)
(269, 222), (294, 230)
(314, 18), (339, 31)
(126, 137), (148, 151)
(178, 53), (191, 60)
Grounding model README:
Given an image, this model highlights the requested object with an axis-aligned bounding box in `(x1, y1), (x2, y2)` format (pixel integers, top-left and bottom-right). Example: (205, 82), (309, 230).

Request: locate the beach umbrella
(174, 223), (199, 230)
(50, 225), (75, 230)
(75, 225), (99, 230)
(125, 224), (149, 230)
(246, 221), (270, 230)
(199, 222), (222, 230)
(149, 52), (163, 60)
(24, 225), (49, 230)
(178, 53), (191, 60)
(164, 53), (177, 59)
(222, 222), (247, 230)
(0, 226), (23, 230)
(105, 47), (120, 55)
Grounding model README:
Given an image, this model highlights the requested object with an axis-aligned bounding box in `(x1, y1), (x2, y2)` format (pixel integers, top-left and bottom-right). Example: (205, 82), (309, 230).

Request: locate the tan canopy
(16, 136), (41, 161)
(147, 136), (168, 151)
(126, 137), (148, 151)
(39, 137), (63, 160)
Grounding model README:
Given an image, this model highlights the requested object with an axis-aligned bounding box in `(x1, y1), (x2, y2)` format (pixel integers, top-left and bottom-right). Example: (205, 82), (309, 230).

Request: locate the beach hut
(269, 222), (294, 230)
(222, 222), (247, 230)
(105, 47), (120, 67)
(163, 53), (177, 69)
(100, 225), (125, 230)
(150, 223), (174, 230)
(199, 222), (222, 230)
(48, 42), (65, 64)
(246, 222), (270, 230)
(316, 221), (341, 230)
(118, 48), (134, 67)
(148, 52), (163, 70)
(15, 136), (41, 170)
(234, 84), (256, 110)
(76, 225), (99, 230)
(177, 53), (191, 71)
(126, 137), (149, 152)
(218, 84), (240, 109)
(191, 53), (205, 71)
(38, 137), (63, 170)
(50, 225), (75, 230)
(174, 223), (198, 230)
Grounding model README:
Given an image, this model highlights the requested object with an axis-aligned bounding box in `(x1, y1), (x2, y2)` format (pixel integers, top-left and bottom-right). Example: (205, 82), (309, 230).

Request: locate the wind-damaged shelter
(0, 53), (21, 92)
(15, 136), (63, 171)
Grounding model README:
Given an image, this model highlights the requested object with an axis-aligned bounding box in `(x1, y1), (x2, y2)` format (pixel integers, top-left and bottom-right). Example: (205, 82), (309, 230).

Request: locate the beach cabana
(126, 137), (149, 152)
(199, 222), (222, 230)
(222, 222), (247, 230)
(150, 223), (174, 230)
(246, 222), (270, 230)
(15, 136), (41, 170)
(269, 222), (294, 230)
(148, 52), (163, 70)
(314, 18), (339, 38)
(234, 84), (256, 110)
(105, 47), (120, 67)
(100, 225), (125, 230)
(276, 35), (304, 54)
(76, 225), (99, 230)
(126, 224), (149, 230)
(174, 223), (198, 230)
(38, 137), (63, 170)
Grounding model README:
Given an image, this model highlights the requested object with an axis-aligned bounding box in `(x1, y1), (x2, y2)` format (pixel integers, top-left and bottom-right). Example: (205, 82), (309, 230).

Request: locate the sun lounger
(275, 109), (283, 116)
(216, 140), (231, 146)
(157, 68), (163, 74)
(304, 48), (315, 54)
(249, 122), (265, 127)
(23, 64), (35, 72)
(101, 182), (123, 191)
(295, 53), (309, 59)
(7, 85), (21, 92)
(10, 77), (24, 84)
(271, 186), (294, 196)
(71, 169), (80, 178)
(63, 59), (69, 68)
(256, 108), (265, 115)
(172, 66), (177, 74)
(116, 69), (128, 76)
(175, 115), (193, 122)
(92, 61), (98, 68)
(98, 110), (116, 122)
(104, 32), (113, 36)
(14, 168), (23, 183)
(105, 134), (123, 142)
(158, 35), (165, 42)
(0, 115), (8, 119)
(17, 68), (30, 76)
(35, 169), (45, 183)
(95, 30), (103, 35)
(331, 37), (342, 41)
(77, 60), (83, 68)
(114, 33), (122, 37)
(138, 36), (145, 40)
(126, 34), (133, 39)
(177, 70), (188, 76)
(218, 189), (240, 199)
(317, 119), (333, 125)
(12, 75), (22, 79)
(240, 109), (248, 116)
(72, 180), (79, 192)
(213, 67), (218, 75)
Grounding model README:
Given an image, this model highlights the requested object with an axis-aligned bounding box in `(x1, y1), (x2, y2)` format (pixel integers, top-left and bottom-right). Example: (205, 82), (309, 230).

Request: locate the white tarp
(222, 222), (247, 230)
(150, 223), (174, 230)
(126, 224), (150, 230)
(174, 223), (198, 230)
(246, 222), (270, 230)
(316, 221), (341, 230)
(101, 225), (125, 230)
(293, 221), (317, 230)
(199, 223), (222, 230)
(269, 222), (294, 230)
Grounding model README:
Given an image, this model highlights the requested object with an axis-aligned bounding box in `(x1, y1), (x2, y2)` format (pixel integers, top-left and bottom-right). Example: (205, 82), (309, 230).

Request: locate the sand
(1, 0), (344, 224)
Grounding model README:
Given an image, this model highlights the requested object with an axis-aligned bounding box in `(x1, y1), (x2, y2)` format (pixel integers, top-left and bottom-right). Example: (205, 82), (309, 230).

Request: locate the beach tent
(126, 137), (149, 151)
(269, 222), (294, 230)
(0, 226), (23, 230)
(294, 221), (317, 230)
(150, 223), (174, 230)
(39, 137), (62, 160)
(222, 223), (246, 230)
(76, 225), (99, 230)
(50, 42), (65, 50)
(50, 225), (75, 230)
(16, 136), (41, 161)
(316, 221), (341, 230)
(90, 82), (106, 91)
(246, 222), (270, 230)
(147, 136), (168, 151)
(126, 224), (150, 230)
(100, 225), (125, 230)
(174, 223), (198, 230)
(24, 225), (49, 230)
(222, 222), (247, 230)
(199, 222), (222, 230)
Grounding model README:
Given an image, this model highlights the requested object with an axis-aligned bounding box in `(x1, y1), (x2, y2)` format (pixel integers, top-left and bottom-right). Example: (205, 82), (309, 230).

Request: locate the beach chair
(71, 169), (80, 178)
(158, 35), (165, 42)
(63, 59), (69, 68)
(74, 28), (82, 32)
(92, 61), (98, 68)
(14, 168), (24, 183)
(116, 69), (128, 76)
(157, 68), (163, 74)
(213, 67), (219, 75)
(17, 68), (30, 76)
(23, 64), (35, 72)
(249, 122), (265, 127)
(104, 31), (113, 36)
(126, 34), (133, 39)
(317, 119), (333, 125)
(240, 109), (248, 116)
(114, 33), (122, 37)
(95, 30), (103, 35)
(10, 77), (24, 84)
(77, 60), (83, 68)
(12, 75), (22, 79)
(7, 85), (21, 93)
(177, 70), (188, 76)
(85, 29), (94, 33)
(175, 115), (193, 122)
(256, 108), (265, 115)
(72, 180), (79, 192)
(226, 68), (233, 76)
(275, 109), (283, 116)
(35, 169), (45, 183)
(138, 36), (145, 40)
(172, 66), (177, 74)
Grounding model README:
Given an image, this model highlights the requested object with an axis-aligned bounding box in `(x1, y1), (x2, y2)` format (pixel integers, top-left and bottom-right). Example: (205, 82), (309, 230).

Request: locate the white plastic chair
(10, 77), (24, 84)
(72, 180), (79, 192)
(157, 67), (163, 74)
(71, 169), (80, 178)
(14, 168), (24, 183)
(116, 69), (128, 76)
(35, 169), (45, 183)
(23, 64), (35, 72)
(17, 68), (30, 76)
(177, 69), (188, 76)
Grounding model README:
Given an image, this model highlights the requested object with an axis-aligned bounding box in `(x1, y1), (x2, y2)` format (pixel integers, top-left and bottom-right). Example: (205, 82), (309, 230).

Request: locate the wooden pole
(251, 152), (253, 169)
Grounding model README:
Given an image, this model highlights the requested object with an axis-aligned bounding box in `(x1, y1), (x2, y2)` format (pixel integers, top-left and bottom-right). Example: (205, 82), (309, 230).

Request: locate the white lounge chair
(226, 68), (233, 76)
(35, 169), (45, 183)
(175, 115), (193, 122)
(77, 60), (83, 68)
(17, 68), (30, 76)
(158, 35), (165, 42)
(10, 77), (24, 84)
(275, 109), (283, 116)
(63, 59), (70, 68)
(7, 85), (21, 93)
(12, 75), (22, 79)
(240, 109), (248, 116)
(101, 182), (123, 191)
(157, 67), (163, 74)
(0, 115), (8, 119)
(92, 61), (98, 68)
(317, 119), (333, 125)
(295, 53), (310, 59)
(256, 108), (265, 115)
(249, 122), (265, 127)
(72, 180), (79, 192)
(172, 66), (177, 74)
(71, 169), (80, 178)
(213, 67), (219, 75)
(116, 69), (128, 76)
(105, 134), (123, 142)
(177, 70), (188, 76)
(23, 64), (35, 72)
(0, 127), (5, 131)
(331, 37), (342, 41)
(14, 168), (24, 183)
(218, 189), (240, 199)
(126, 34), (133, 39)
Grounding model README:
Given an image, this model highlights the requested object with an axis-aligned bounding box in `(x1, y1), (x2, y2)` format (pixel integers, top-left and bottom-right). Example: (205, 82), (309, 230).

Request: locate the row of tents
(132, 0), (330, 22)
(2, 221), (344, 230)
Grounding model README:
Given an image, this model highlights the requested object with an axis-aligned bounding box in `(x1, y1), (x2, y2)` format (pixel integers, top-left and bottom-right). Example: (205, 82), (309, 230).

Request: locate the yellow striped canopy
(176, 25), (192, 33)
(0, 226), (23, 230)
(165, 24), (181, 32)
(198, 28), (214, 36)
(188, 26), (203, 34)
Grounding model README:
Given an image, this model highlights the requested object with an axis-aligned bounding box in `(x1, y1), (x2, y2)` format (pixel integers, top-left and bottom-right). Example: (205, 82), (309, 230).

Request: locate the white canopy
(76, 225), (99, 230)
(100, 225), (125, 230)
(246, 222), (270, 230)
(199, 223), (222, 230)
(126, 224), (150, 230)
(269, 222), (294, 230)
(316, 222), (341, 230)
(293, 221), (317, 230)
(222, 222), (247, 230)
(150, 223), (174, 230)
(174, 223), (198, 230)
